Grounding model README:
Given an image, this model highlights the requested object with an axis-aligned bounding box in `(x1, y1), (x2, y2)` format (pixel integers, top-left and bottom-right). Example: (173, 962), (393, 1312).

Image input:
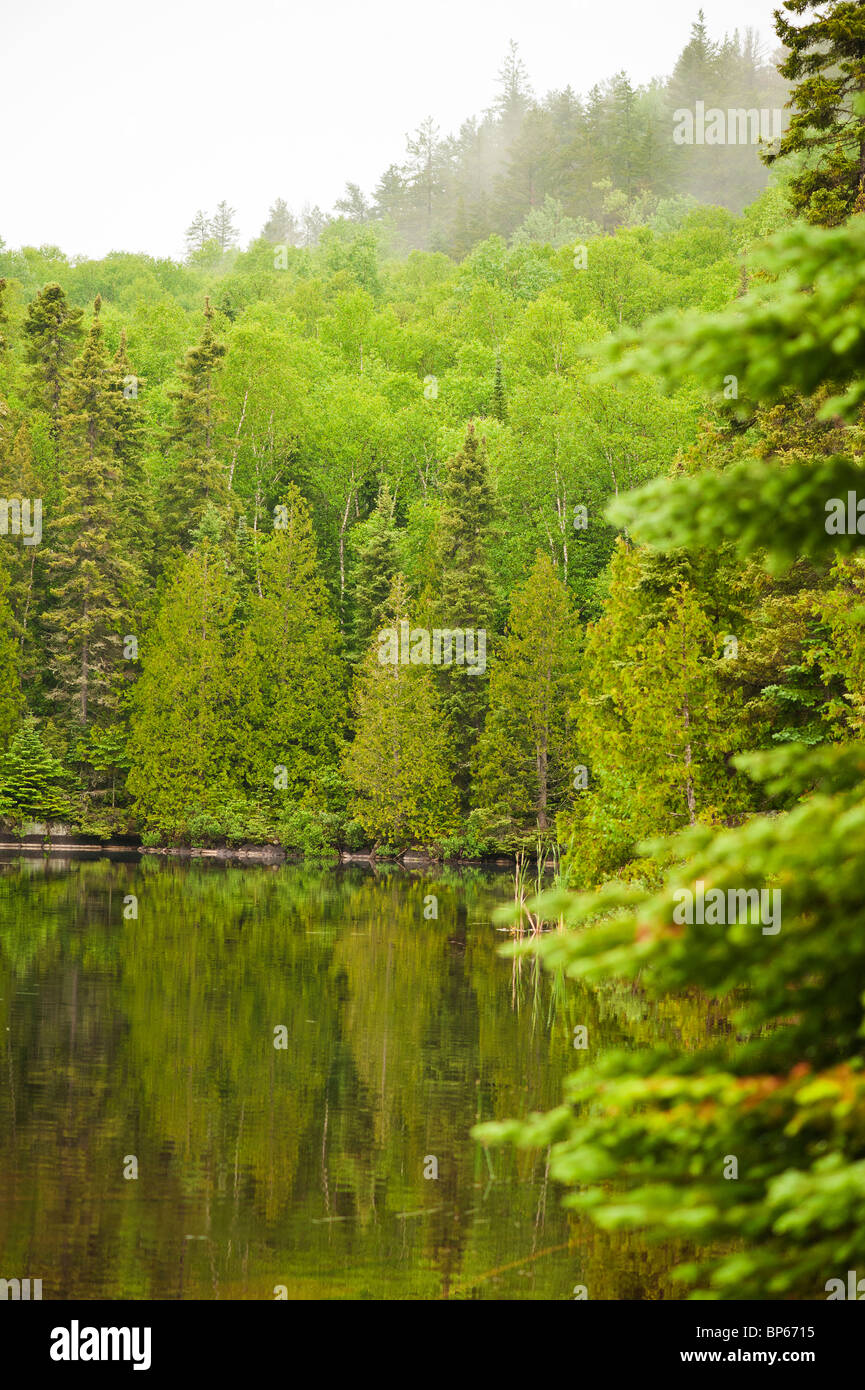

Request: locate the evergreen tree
(476, 553), (578, 829)
(0, 552), (21, 749)
(334, 183), (373, 222)
(345, 574), (459, 845)
(261, 197), (298, 244)
(21, 282), (83, 442)
(566, 542), (751, 885)
(300, 204), (327, 247)
(662, 10), (775, 209)
(235, 484), (346, 801)
(0, 276), (7, 356)
(185, 209), (212, 255)
(606, 72), (643, 200)
(75, 722), (131, 814)
(818, 556), (865, 734)
(494, 39), (534, 137)
(127, 538), (238, 832)
(665, 8), (718, 121)
(45, 297), (139, 727)
(402, 118), (450, 245)
(0, 422), (41, 684)
(0, 719), (72, 825)
(211, 200), (239, 252)
(162, 299), (230, 551)
(766, 0), (865, 225)
(435, 423), (496, 806)
(492, 350), (507, 422)
(109, 329), (152, 568)
(347, 482), (397, 660)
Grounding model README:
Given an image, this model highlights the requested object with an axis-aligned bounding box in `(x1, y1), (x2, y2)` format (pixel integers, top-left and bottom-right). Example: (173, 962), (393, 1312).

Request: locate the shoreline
(0, 838), (518, 869)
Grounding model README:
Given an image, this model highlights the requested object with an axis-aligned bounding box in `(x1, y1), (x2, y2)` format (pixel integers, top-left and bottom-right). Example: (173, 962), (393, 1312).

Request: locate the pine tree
(21, 282), (83, 443)
(162, 299), (229, 551)
(185, 210), (212, 255)
(435, 422), (496, 805)
(494, 40), (534, 136)
(344, 574), (459, 845)
(566, 542), (750, 884)
(211, 200), (239, 252)
(765, 0), (865, 225)
(109, 329), (151, 566)
(665, 10), (727, 206)
(492, 350), (507, 421)
(0, 277), (7, 356)
(45, 297), (139, 727)
(0, 719), (72, 825)
(347, 482), (397, 660)
(403, 118), (449, 244)
(127, 538), (238, 833)
(818, 555), (865, 734)
(261, 198), (298, 244)
(235, 484), (346, 801)
(666, 9), (718, 105)
(334, 183), (373, 222)
(606, 72), (643, 200)
(476, 553), (579, 830)
(0, 551), (21, 749)
(0, 423), (41, 683)
(300, 204), (328, 247)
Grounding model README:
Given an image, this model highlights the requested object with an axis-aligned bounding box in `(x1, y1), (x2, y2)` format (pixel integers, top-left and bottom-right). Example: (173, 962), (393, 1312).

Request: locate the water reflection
(0, 856), (717, 1299)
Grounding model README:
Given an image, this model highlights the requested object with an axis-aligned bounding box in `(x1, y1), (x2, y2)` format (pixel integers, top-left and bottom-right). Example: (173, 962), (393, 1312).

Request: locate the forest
(0, 13), (817, 866)
(3, 0), (865, 1307)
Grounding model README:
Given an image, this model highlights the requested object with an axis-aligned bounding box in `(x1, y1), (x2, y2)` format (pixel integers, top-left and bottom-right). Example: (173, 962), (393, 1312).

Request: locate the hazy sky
(2, 0), (781, 260)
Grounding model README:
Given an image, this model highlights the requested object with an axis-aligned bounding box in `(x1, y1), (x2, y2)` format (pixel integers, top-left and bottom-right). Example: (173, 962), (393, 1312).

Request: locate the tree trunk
(681, 611), (696, 825)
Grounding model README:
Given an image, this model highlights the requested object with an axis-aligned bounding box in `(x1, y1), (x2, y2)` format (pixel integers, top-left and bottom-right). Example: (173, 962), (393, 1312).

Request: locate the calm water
(0, 855), (714, 1300)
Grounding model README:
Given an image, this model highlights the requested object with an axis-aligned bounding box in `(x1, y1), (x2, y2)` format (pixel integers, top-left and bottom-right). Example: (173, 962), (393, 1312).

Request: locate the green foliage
(435, 423), (496, 804)
(477, 552), (579, 829)
(603, 217), (865, 573)
(819, 556), (865, 734)
(562, 543), (753, 887)
(21, 281), (83, 435)
(0, 719), (73, 825)
(0, 30), (812, 854)
(185, 797), (273, 848)
(126, 539), (239, 834)
(235, 484), (346, 801)
(765, 0), (865, 226)
(275, 801), (342, 860)
(346, 482), (397, 661)
(46, 297), (140, 726)
(475, 197), (865, 1300)
(0, 554), (21, 749)
(345, 575), (460, 845)
(161, 298), (231, 550)
(602, 218), (865, 422)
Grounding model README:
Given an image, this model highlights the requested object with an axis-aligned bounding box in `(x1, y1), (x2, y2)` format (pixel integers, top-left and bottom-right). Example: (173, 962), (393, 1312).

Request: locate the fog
(1, 0), (781, 258)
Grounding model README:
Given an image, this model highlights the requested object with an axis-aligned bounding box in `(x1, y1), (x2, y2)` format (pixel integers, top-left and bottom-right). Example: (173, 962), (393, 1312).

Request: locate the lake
(0, 855), (709, 1299)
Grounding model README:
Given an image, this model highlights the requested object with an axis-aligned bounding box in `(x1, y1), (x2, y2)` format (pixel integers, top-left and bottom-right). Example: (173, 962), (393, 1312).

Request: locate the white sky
(1, 0), (781, 261)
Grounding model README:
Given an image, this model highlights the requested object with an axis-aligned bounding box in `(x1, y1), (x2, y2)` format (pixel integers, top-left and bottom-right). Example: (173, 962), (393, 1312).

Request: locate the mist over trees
(258, 20), (788, 260)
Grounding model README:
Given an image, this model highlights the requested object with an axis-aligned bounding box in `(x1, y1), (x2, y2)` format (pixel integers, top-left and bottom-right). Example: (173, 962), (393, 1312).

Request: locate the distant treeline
(250, 19), (788, 259)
